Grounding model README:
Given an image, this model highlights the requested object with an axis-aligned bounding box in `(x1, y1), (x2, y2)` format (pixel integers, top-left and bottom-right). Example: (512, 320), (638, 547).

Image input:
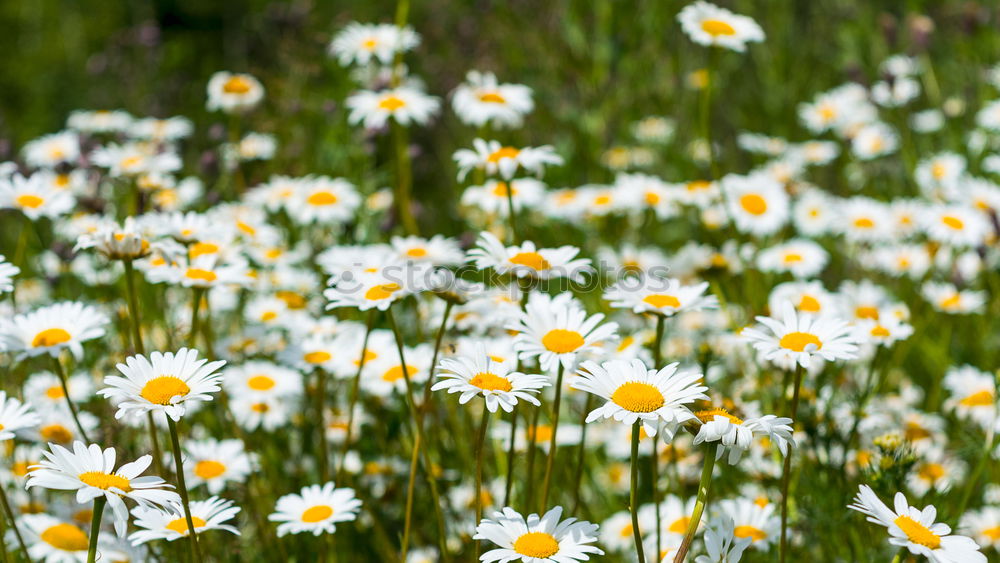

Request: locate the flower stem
(539, 363), (565, 512)
(523, 404), (542, 506)
(87, 496), (106, 563)
(473, 403), (491, 563)
(338, 310), (376, 480)
(0, 482), (30, 562)
(629, 422), (646, 563)
(570, 393), (594, 514)
(504, 182), (519, 244)
(167, 417), (203, 563)
(123, 259), (165, 477)
(391, 121), (418, 235)
(780, 364), (804, 563)
(651, 314), (666, 557)
(503, 406), (519, 507)
(315, 367), (330, 483)
(673, 443), (719, 563)
(189, 287), (205, 349)
(50, 354), (90, 443)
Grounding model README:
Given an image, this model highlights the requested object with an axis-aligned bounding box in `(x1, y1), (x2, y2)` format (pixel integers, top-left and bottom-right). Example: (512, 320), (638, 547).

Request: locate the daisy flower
(26, 441), (180, 537)
(603, 276), (717, 317)
(906, 450), (965, 497)
(0, 254), (19, 294)
(942, 365), (997, 430)
(269, 482), (361, 536)
(129, 496), (240, 545)
(0, 173), (75, 220)
(741, 302), (858, 369)
(452, 70), (534, 128)
(128, 116), (194, 142)
(960, 506), (1000, 550)
(23, 131), (80, 169)
(324, 267), (421, 312)
(346, 87), (440, 129)
(0, 301), (108, 360)
(432, 346), (549, 413)
(222, 360), (303, 400)
(692, 406), (793, 464)
(143, 254), (251, 289)
(921, 282), (986, 314)
(474, 506), (604, 563)
(0, 391), (40, 441)
(572, 359), (707, 438)
(390, 234), (465, 266)
(768, 280), (836, 317)
(694, 515), (753, 563)
(206, 71), (264, 113)
(454, 138), (563, 181)
(461, 178), (546, 216)
(851, 122), (898, 160)
(467, 232), (593, 282)
(230, 394), (290, 431)
(328, 22), (419, 66)
(90, 143), (181, 177)
(99, 348), (226, 422)
(183, 439), (254, 494)
(922, 205), (990, 248)
(74, 217), (163, 261)
(283, 176), (361, 225)
(848, 484), (986, 562)
(721, 173), (789, 237)
(716, 498), (781, 551)
(67, 109), (133, 134)
(19, 513), (93, 562)
(677, 1), (765, 52)
(509, 299), (618, 372)
(755, 239), (829, 278)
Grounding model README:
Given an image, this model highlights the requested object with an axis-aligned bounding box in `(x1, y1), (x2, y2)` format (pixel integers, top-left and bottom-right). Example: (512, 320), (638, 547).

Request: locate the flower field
(1, 1), (1000, 561)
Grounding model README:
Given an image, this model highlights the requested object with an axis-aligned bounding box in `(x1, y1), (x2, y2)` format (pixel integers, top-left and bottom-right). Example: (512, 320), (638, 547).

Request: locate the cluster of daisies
(0, 1), (997, 563)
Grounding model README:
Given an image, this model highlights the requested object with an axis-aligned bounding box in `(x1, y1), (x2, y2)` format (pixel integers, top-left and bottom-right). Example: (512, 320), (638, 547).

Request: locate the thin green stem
(167, 418), (203, 563)
(539, 363), (565, 511)
(391, 121), (418, 235)
(523, 405), (542, 506)
(780, 364), (805, 563)
(473, 403), (491, 563)
(504, 182), (519, 244)
(87, 497), (106, 563)
(503, 406), (519, 507)
(673, 443), (719, 563)
(189, 288), (205, 349)
(629, 422), (646, 563)
(123, 259), (165, 478)
(570, 393), (594, 514)
(0, 483), (30, 562)
(50, 355), (90, 443)
(338, 311), (376, 479)
(315, 368), (330, 483)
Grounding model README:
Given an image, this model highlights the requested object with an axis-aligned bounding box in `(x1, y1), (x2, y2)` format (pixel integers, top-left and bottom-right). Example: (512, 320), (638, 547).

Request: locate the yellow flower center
(16, 194), (45, 209)
(855, 306), (879, 320)
(941, 215), (964, 230)
(917, 462), (945, 481)
(140, 376), (191, 405)
(528, 424), (553, 443)
(251, 402), (270, 413)
(643, 294), (681, 309)
(406, 247), (428, 257)
(894, 515), (941, 549)
(78, 471), (132, 492)
(301, 505), (333, 523)
(779, 331), (822, 352)
(194, 460), (226, 479)
(487, 147), (521, 163)
(617, 335), (635, 352)
(611, 382), (665, 413)
(188, 242), (219, 259)
(668, 516), (690, 534)
(364, 283), (401, 301)
(479, 92), (506, 103)
(184, 268), (217, 282)
(904, 422), (931, 441)
(276, 290), (307, 309)
(695, 407), (744, 424)
(222, 76), (252, 94)
(739, 194), (767, 215)
(260, 311), (278, 322)
(982, 526), (1000, 541)
(931, 162), (947, 179)
(513, 532), (560, 558)
(32, 328), (71, 348)
(469, 372), (513, 392)
(378, 95), (407, 111)
(382, 365), (417, 382)
(307, 191), (339, 206)
(853, 217), (874, 229)
(783, 252), (803, 264)
(41, 424), (74, 443)
(304, 351), (332, 364)
(798, 295), (821, 313)
(701, 19), (737, 36)
(541, 329), (585, 354)
(687, 180), (711, 192)
(40, 523), (89, 551)
(509, 251), (550, 271)
(492, 182), (516, 197)
(45, 385), (65, 399)
(165, 516), (207, 535)
(960, 390), (994, 407)
(734, 525), (768, 542)
(870, 325), (891, 338)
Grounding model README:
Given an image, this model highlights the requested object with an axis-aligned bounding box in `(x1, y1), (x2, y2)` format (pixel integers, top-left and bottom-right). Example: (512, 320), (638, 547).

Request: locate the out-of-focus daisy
(269, 482), (361, 536)
(852, 122), (898, 160)
(921, 282), (986, 315)
(906, 450), (965, 497)
(26, 441), (180, 536)
(942, 365), (997, 430)
(223, 360), (303, 400)
(0, 173), (75, 220)
(0, 301), (108, 360)
(74, 217), (165, 261)
(474, 506), (604, 563)
(768, 281), (835, 317)
(346, 87), (440, 129)
(129, 496), (240, 545)
(128, 116), (194, 142)
(922, 205), (990, 248)
(324, 267), (423, 312)
(19, 513), (92, 562)
(960, 507), (1000, 551)
(206, 71), (265, 113)
(284, 176), (361, 225)
(99, 348), (226, 422)
(604, 276), (717, 317)
(461, 178), (546, 216)
(716, 498), (781, 551)
(90, 143), (181, 177)
(695, 514), (753, 563)
(454, 138), (563, 181)
(468, 232), (592, 282)
(853, 315), (914, 348)
(677, 1), (765, 52)
(67, 109), (133, 134)
(183, 439), (254, 494)
(572, 359), (707, 437)
(755, 239), (829, 278)
(692, 406), (793, 464)
(23, 131), (80, 169)
(452, 70), (534, 128)
(741, 302), (858, 369)
(390, 235), (464, 265)
(721, 173), (789, 236)
(0, 254), (19, 294)
(509, 298), (618, 372)
(230, 394), (290, 431)
(848, 484), (986, 562)
(0, 391), (40, 441)
(432, 346), (549, 413)
(328, 22), (419, 66)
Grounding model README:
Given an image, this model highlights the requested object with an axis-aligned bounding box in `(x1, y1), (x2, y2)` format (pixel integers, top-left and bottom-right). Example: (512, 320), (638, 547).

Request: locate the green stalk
(652, 314), (666, 557)
(167, 418), (203, 563)
(86, 497), (106, 563)
(315, 368), (330, 483)
(0, 483), (30, 562)
(673, 443), (719, 563)
(539, 363), (565, 511)
(629, 422), (646, 563)
(123, 259), (165, 477)
(338, 311), (376, 479)
(50, 355), (90, 443)
(779, 364), (805, 563)
(473, 403), (491, 563)
(189, 287), (205, 349)
(503, 406), (519, 507)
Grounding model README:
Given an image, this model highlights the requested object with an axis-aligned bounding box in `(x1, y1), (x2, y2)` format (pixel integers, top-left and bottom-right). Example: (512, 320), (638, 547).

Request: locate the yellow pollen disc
(247, 375), (276, 391)
(779, 331), (822, 352)
(40, 424), (74, 443)
(982, 526), (1000, 541)
(222, 76), (252, 94)
(917, 462), (945, 481)
(32, 328), (71, 348)
(529, 424), (553, 443)
(643, 294), (681, 309)
(479, 92), (506, 103)
(361, 38), (378, 50)
(941, 215), (964, 230)
(739, 194), (767, 215)
(617, 336), (635, 352)
(853, 217), (874, 229)
(364, 283), (401, 301)
(798, 295), (821, 313)
(541, 329), (585, 354)
(619, 523), (634, 537)
(645, 191), (661, 205)
(140, 376), (190, 405)
(40, 523), (89, 551)
(701, 18), (737, 36)
(260, 311), (278, 322)
(668, 517), (690, 534)
(184, 268), (217, 282)
(754, 496), (769, 508)
(469, 372), (513, 392)
(276, 290), (308, 309)
(382, 365), (417, 382)
(194, 460), (226, 479)
(509, 251), (550, 271)
(594, 194), (612, 206)
(931, 162), (946, 179)
(304, 351), (332, 364)
(302, 505), (333, 523)
(78, 471), (132, 492)
(378, 95), (406, 111)
(904, 422), (931, 441)
(695, 407), (743, 425)
(894, 515), (941, 549)
(353, 350), (378, 366)
(406, 247), (427, 257)
(166, 516), (207, 535)
(611, 382), (665, 413)
(513, 532), (560, 558)
(188, 242), (219, 259)
(492, 182), (516, 197)
(16, 194), (45, 209)
(734, 525), (767, 542)
(940, 294), (962, 310)
(687, 180), (711, 192)
(264, 248), (282, 259)
(487, 147), (520, 163)
(236, 220), (256, 236)
(307, 191), (339, 206)
(855, 306), (879, 320)
(783, 252), (803, 264)
(960, 390), (994, 407)
(251, 402), (269, 413)
(870, 325), (890, 338)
